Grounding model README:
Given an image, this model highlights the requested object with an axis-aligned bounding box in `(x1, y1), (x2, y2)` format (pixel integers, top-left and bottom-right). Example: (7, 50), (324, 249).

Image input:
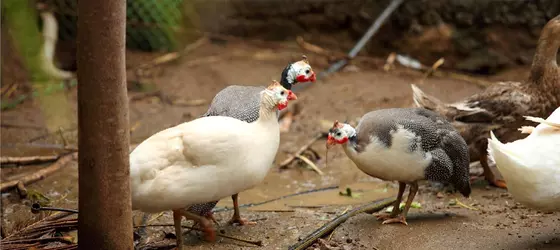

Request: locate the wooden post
(77, 0), (132, 249)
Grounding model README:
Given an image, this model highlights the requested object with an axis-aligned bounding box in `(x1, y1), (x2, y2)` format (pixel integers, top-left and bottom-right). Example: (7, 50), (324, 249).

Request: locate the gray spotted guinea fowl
(185, 56), (316, 227)
(327, 108), (471, 225)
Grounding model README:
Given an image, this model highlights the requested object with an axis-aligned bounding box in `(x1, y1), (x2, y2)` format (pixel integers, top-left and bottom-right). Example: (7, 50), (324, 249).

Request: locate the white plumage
(129, 115), (279, 212)
(128, 80), (296, 249)
(487, 107), (560, 212)
(342, 126), (431, 183)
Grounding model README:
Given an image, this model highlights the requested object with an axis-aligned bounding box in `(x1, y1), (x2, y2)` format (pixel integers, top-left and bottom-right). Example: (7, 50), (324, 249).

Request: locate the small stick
(288, 197), (396, 250)
(383, 52), (397, 71)
(419, 58), (445, 84)
(295, 155), (324, 175)
(278, 133), (323, 169)
(1, 236), (74, 245)
(16, 181), (27, 198)
(1, 155), (60, 166)
(134, 224), (263, 246)
(31, 203), (79, 214)
(0, 153), (76, 192)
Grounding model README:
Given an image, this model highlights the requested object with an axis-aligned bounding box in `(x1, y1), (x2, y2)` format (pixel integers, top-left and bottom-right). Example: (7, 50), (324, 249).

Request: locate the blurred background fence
(2, 0), (559, 87)
(40, 0), (191, 52)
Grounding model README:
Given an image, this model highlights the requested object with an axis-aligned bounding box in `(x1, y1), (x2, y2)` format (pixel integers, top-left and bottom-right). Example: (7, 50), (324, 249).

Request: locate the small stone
(544, 240), (551, 244)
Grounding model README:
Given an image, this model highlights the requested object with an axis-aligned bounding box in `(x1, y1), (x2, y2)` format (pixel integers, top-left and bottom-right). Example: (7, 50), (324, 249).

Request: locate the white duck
(129, 80), (297, 249)
(487, 106), (560, 212)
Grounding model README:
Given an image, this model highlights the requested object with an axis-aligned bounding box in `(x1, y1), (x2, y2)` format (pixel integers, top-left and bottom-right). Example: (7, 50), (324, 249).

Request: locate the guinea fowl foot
(228, 193), (256, 225)
(186, 213), (219, 235)
(228, 216), (257, 226)
(200, 220), (216, 242)
(181, 211), (216, 242)
(381, 215), (408, 225)
(375, 213), (397, 221)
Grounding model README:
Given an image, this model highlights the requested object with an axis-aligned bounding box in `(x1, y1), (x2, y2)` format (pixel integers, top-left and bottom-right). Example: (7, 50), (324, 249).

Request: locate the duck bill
(326, 135), (337, 149)
(287, 91), (297, 101)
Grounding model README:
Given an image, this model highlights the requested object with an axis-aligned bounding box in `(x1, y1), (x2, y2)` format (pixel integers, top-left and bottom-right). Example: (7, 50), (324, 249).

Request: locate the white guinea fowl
(129, 80), (297, 249)
(487, 106), (560, 212)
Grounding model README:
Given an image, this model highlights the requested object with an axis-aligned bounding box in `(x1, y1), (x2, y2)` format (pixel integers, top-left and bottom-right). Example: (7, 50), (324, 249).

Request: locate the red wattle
(336, 137), (348, 144)
(277, 102), (288, 110)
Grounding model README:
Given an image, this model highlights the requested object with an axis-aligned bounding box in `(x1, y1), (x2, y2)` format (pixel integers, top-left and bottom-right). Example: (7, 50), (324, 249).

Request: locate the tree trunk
(77, 0), (132, 249)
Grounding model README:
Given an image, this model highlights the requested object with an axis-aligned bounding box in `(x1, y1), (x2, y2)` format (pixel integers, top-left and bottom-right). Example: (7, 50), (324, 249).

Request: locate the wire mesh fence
(41, 0), (187, 52)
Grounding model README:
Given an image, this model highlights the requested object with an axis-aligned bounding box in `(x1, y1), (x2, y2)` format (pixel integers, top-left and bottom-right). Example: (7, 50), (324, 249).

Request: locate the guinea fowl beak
(308, 72), (317, 82)
(326, 135), (336, 148)
(287, 91), (297, 101)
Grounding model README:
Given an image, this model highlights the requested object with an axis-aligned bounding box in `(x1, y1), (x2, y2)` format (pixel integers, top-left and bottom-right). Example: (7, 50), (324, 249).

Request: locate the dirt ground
(1, 42), (559, 250)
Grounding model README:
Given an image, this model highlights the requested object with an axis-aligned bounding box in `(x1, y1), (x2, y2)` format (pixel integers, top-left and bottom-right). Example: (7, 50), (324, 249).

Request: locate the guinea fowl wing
(202, 85), (263, 122)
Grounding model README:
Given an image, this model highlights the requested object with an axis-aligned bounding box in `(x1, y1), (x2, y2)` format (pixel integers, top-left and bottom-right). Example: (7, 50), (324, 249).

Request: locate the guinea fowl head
(262, 80), (297, 111)
(326, 120), (356, 149)
(280, 55), (316, 89)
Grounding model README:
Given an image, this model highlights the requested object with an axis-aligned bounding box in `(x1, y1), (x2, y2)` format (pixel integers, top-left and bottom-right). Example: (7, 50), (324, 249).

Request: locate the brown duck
(410, 14), (560, 189)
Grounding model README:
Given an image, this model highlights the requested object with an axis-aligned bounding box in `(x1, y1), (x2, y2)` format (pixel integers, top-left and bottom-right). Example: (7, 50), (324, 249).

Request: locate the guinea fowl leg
(181, 211), (216, 242)
(228, 194), (256, 225)
(376, 182), (406, 221)
(172, 210), (185, 250)
(186, 213), (219, 235)
(382, 182), (419, 225)
(479, 150), (507, 189)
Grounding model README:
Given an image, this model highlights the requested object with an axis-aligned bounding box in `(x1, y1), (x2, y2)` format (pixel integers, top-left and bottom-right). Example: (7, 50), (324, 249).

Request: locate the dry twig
(295, 155), (324, 175)
(0, 153), (77, 192)
(278, 133), (323, 169)
(1, 156), (60, 166)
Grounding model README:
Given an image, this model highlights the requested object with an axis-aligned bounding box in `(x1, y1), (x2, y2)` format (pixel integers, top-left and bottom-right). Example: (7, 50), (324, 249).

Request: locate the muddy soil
(1, 42), (559, 249)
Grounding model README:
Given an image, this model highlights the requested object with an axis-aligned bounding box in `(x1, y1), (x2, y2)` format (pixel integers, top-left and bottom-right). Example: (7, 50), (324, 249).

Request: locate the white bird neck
(256, 93), (280, 124)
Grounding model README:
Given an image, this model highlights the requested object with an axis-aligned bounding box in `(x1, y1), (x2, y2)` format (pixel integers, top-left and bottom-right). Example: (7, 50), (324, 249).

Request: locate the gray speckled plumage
(184, 201), (219, 216)
(201, 85), (279, 122)
(351, 108), (471, 197)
